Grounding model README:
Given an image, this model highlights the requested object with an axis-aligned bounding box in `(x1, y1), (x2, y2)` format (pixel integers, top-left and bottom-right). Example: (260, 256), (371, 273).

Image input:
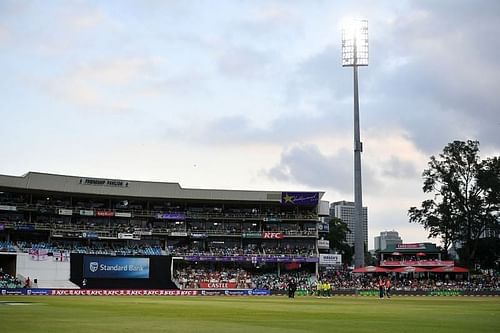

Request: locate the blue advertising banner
(156, 213), (185, 220)
(281, 192), (319, 205)
(15, 224), (35, 231)
(83, 256), (150, 279)
(26, 289), (52, 295)
(1, 288), (24, 295)
(224, 290), (252, 296)
(251, 289), (271, 296)
(318, 223), (329, 232)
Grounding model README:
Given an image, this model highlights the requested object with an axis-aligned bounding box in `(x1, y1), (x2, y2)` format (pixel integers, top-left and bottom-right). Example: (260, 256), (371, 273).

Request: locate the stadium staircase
(36, 279), (80, 289)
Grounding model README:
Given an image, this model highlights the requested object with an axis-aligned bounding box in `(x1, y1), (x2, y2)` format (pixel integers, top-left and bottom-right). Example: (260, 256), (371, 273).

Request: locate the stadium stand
(0, 172), (327, 289)
(1, 172), (497, 294)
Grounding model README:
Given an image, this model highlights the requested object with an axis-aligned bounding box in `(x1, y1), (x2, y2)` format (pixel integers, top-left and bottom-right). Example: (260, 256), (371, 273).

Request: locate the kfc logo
(262, 232), (284, 239)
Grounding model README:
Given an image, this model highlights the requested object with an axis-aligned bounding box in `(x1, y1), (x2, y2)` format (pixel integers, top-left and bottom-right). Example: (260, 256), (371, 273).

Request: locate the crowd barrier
(1, 288), (499, 296)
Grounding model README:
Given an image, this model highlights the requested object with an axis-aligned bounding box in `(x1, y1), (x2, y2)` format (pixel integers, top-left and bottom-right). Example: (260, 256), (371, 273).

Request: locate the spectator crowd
(173, 267), (500, 293)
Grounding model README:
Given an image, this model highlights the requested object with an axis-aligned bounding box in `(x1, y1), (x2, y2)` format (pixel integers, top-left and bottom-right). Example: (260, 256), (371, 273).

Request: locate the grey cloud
(382, 156), (419, 179)
(171, 1), (500, 154)
(278, 0), (500, 154)
(383, 0), (500, 151)
(266, 144), (353, 192)
(191, 104), (351, 146)
(286, 45), (351, 104)
(265, 144), (380, 195)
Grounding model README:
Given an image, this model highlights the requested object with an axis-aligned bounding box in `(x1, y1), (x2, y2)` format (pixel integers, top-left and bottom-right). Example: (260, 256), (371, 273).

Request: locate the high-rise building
(374, 230), (402, 251)
(330, 201), (368, 248)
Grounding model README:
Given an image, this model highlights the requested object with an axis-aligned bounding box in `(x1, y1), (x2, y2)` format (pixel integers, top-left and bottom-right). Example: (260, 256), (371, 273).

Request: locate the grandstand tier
(0, 172), (330, 289)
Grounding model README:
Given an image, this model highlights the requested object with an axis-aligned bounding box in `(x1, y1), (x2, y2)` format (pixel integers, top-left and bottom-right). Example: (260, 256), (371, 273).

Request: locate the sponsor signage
(251, 289), (271, 296)
(183, 255), (319, 263)
(317, 239), (330, 250)
(118, 233), (139, 240)
(2, 288), (493, 297)
(190, 232), (208, 239)
(262, 232), (284, 239)
(134, 230), (152, 236)
(96, 211), (114, 217)
(80, 178), (129, 187)
(82, 232), (99, 239)
(50, 289), (198, 296)
(358, 290), (379, 296)
(224, 290), (252, 296)
(200, 290), (223, 296)
(1, 289), (24, 295)
(429, 291), (463, 296)
(58, 208), (73, 216)
(83, 256), (150, 279)
(242, 232), (261, 239)
(381, 260), (455, 267)
(59, 231), (80, 238)
(199, 282), (237, 289)
(281, 192), (319, 206)
(263, 217), (281, 223)
(0, 205), (16, 211)
(319, 254), (342, 266)
(15, 224), (34, 231)
(115, 212), (132, 218)
(396, 243), (426, 250)
(79, 209), (94, 216)
(156, 213), (186, 220)
(317, 223), (329, 232)
(26, 289), (52, 296)
(170, 231), (188, 237)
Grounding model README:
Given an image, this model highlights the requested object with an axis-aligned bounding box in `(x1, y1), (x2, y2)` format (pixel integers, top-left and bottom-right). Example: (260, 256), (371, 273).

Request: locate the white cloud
(36, 56), (166, 112)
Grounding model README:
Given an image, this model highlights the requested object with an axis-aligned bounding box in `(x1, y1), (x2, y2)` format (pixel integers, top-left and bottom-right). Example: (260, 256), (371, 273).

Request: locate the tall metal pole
(342, 19), (367, 268)
(353, 64), (364, 268)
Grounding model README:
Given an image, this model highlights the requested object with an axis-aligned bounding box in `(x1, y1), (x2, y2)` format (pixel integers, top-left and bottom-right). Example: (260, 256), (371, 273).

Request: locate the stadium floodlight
(342, 19), (368, 67)
(342, 19), (368, 268)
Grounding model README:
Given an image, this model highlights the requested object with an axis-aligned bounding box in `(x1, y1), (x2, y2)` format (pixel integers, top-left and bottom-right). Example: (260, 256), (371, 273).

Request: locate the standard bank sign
(83, 256), (150, 279)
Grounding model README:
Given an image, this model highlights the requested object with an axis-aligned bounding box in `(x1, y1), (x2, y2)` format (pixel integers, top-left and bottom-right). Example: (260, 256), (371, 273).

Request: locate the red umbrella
(352, 266), (392, 273)
(392, 266), (429, 273)
(416, 252), (426, 256)
(430, 266), (469, 273)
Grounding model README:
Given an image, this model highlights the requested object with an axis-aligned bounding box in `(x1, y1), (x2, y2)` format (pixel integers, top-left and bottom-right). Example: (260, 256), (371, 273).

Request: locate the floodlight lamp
(342, 19), (369, 67)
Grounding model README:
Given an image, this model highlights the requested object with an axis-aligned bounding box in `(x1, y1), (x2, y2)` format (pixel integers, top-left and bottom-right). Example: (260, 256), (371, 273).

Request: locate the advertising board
(83, 256), (150, 279)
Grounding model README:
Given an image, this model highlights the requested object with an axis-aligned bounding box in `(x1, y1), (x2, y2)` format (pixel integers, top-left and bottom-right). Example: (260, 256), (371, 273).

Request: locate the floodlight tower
(342, 19), (368, 268)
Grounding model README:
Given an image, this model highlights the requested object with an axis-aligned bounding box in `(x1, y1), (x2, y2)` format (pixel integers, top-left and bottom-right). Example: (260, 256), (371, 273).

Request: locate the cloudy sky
(1, 0), (499, 248)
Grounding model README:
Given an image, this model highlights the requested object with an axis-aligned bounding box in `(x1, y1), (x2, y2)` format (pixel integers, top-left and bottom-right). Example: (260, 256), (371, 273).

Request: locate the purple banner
(156, 213), (185, 220)
(183, 255), (318, 263)
(281, 192), (319, 205)
(0, 224), (4, 231)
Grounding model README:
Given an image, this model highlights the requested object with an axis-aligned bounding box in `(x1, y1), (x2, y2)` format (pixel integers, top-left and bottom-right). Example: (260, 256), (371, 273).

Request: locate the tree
(327, 217), (353, 266)
(408, 140), (499, 268)
(461, 237), (500, 271)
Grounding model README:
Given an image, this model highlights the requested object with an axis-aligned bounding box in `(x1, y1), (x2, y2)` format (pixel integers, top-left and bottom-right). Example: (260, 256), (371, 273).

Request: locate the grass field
(1, 296), (499, 333)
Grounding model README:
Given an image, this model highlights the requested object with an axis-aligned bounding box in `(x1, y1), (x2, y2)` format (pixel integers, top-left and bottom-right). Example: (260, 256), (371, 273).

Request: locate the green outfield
(1, 296), (499, 333)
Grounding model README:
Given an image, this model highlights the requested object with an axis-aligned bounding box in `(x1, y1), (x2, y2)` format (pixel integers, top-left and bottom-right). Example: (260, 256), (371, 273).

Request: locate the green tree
(408, 140), (499, 268)
(327, 217), (353, 265)
(461, 237), (500, 271)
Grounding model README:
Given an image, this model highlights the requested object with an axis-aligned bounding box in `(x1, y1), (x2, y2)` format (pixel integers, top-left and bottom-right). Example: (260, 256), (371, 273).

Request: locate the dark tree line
(327, 217), (353, 265)
(409, 140), (500, 269)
